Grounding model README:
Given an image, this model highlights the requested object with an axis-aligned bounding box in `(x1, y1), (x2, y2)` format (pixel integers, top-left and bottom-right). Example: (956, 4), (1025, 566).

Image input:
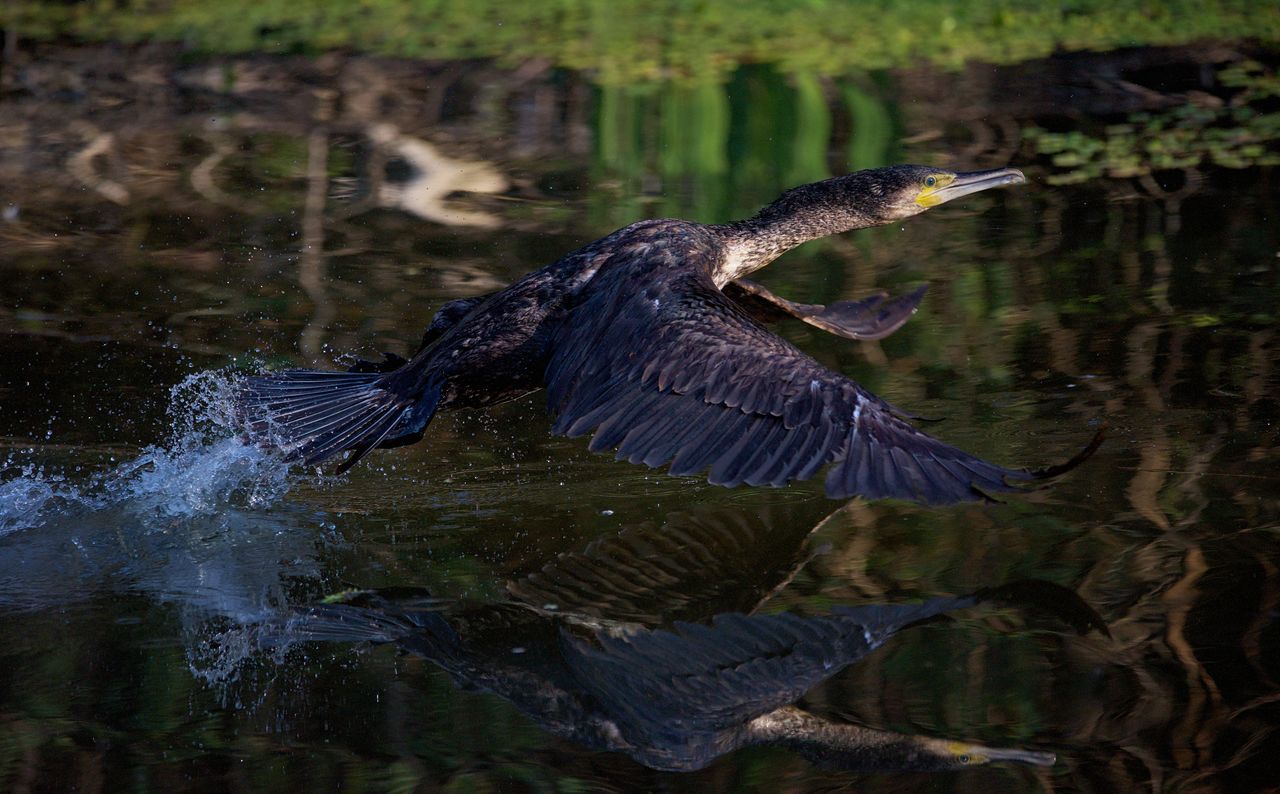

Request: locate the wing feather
(545, 241), (1091, 504)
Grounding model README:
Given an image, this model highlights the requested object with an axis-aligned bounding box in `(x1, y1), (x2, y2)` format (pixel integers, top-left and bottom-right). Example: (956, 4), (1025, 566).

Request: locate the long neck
(707, 176), (890, 285)
(746, 706), (1055, 770)
(744, 706), (941, 771)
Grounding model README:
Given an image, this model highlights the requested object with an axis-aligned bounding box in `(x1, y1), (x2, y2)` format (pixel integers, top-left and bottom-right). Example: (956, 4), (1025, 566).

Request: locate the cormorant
(239, 165), (1100, 504)
(273, 507), (1106, 772)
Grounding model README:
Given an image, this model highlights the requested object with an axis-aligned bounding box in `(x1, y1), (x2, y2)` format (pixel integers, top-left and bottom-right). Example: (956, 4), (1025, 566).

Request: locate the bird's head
(750, 164), (1026, 235)
(716, 163), (1027, 281)
(910, 736), (1057, 771)
(751, 706), (1058, 773)
(847, 164), (1027, 223)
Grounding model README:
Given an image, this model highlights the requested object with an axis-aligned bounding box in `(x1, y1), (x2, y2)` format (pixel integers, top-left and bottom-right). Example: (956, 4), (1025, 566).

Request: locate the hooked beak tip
(920, 166), (1028, 207)
(973, 167), (1026, 188)
(989, 747), (1057, 766)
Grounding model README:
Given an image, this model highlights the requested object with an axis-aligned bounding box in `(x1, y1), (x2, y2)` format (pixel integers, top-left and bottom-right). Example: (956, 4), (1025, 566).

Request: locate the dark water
(1, 41), (1278, 792)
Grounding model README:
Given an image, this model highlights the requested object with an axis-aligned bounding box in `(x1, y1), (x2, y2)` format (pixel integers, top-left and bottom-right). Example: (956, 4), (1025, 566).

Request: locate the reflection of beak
(980, 745), (1057, 766)
(918, 167), (1026, 207)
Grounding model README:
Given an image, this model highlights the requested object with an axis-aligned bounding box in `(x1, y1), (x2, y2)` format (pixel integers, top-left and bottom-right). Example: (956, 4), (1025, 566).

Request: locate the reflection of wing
(724, 280), (927, 341)
(565, 597), (971, 733)
(547, 254), (1094, 504)
(506, 507), (823, 625)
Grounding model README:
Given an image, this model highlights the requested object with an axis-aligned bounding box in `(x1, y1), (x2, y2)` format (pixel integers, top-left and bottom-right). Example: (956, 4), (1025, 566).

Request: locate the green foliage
(1025, 61), (1280, 183)
(4, 0), (1279, 82)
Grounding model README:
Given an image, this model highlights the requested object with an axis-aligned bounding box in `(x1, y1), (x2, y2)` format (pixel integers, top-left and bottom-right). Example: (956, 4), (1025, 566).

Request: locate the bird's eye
(958, 754), (972, 764)
(925, 176), (937, 187)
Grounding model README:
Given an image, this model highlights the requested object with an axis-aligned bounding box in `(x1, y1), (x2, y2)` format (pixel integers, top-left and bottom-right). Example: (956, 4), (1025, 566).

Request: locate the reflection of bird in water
(275, 508), (1106, 772)
(239, 165), (1101, 504)
(368, 124), (508, 228)
(68, 129), (130, 205)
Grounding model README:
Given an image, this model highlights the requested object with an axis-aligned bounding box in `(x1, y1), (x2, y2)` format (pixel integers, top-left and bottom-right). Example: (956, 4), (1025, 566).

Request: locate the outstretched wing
(546, 256), (1093, 504)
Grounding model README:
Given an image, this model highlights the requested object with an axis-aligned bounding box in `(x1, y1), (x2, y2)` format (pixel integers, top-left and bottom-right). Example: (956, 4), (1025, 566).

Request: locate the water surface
(0, 40), (1277, 791)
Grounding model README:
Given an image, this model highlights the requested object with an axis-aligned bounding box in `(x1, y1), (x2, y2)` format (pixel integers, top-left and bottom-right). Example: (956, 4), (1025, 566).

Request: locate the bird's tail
(236, 368), (438, 473)
(262, 590), (458, 649)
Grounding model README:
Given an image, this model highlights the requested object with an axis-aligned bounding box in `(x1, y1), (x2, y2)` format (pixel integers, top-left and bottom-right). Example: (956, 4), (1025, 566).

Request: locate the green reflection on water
(1026, 60), (1280, 184)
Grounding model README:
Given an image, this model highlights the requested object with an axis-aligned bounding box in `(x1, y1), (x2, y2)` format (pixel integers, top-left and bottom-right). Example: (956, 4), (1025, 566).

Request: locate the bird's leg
(344, 351), (410, 373)
(344, 292), (502, 373)
(418, 293), (497, 349)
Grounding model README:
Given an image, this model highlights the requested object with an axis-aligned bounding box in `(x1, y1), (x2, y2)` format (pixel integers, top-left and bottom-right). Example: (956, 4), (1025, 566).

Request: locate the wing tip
(995, 424), (1106, 493)
(1027, 424), (1107, 481)
(823, 420), (1106, 506)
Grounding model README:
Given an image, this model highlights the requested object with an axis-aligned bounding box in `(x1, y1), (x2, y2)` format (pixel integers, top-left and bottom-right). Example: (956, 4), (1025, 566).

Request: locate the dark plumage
(238, 164), (1100, 503)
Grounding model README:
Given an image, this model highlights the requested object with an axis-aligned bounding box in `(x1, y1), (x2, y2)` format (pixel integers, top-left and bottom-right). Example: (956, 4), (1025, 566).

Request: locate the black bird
(239, 165), (1100, 503)
(273, 507), (1105, 773)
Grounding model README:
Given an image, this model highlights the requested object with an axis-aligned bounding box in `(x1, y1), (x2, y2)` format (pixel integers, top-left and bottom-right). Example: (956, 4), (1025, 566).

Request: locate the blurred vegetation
(1026, 60), (1280, 183)
(4, 0), (1280, 81)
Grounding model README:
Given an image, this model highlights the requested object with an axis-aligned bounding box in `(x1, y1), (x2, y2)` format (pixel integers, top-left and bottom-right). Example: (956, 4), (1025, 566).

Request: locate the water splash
(0, 369), (294, 536)
(0, 467), (94, 534)
(0, 369), (335, 627)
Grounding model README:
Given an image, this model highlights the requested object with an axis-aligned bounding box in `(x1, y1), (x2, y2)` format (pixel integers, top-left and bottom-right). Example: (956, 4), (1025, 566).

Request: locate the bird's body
(240, 165), (1099, 503)
(408, 218), (709, 411)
